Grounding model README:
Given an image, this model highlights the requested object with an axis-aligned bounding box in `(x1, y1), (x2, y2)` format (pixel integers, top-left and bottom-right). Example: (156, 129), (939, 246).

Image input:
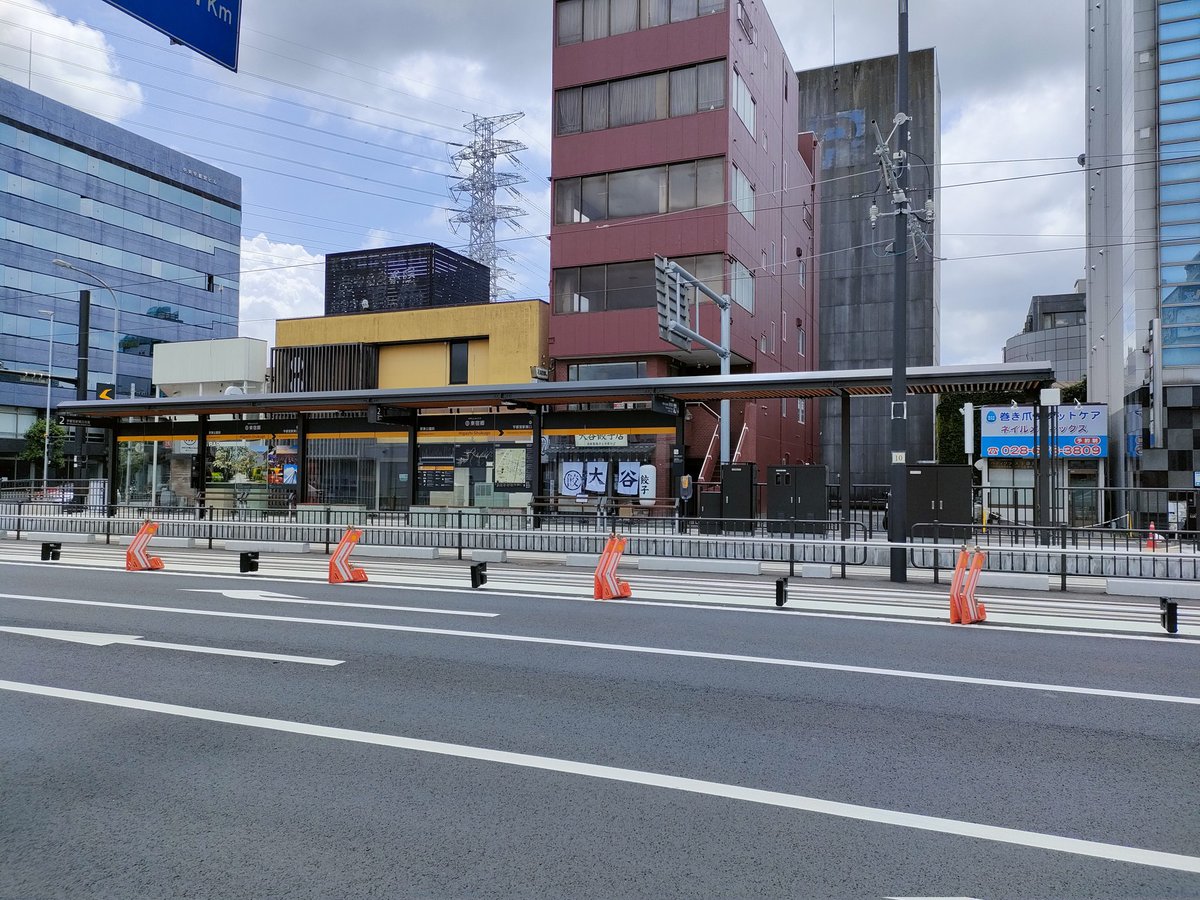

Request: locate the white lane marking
(2, 679), (1198, 875)
(0, 625), (342, 666)
(0, 593), (1195, 705)
(180, 588), (497, 618)
(1, 556), (1192, 642)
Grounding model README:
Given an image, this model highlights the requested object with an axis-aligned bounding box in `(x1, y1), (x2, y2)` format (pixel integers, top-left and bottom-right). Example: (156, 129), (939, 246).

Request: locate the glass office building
(0, 79), (240, 479)
(1158, 1), (1200, 369)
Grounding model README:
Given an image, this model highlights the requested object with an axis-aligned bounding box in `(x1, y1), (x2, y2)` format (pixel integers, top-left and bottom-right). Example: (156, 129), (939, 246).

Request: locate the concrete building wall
(153, 338), (268, 393)
(797, 49), (941, 487)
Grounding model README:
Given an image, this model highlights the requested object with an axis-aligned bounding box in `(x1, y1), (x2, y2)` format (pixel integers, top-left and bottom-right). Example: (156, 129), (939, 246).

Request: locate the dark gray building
(325, 243), (489, 316)
(797, 50), (940, 490)
(1003, 285), (1087, 385)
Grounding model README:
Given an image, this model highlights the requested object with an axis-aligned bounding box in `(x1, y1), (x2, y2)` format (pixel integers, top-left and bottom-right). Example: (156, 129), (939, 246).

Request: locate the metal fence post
(1060, 524), (1068, 592)
(457, 510), (463, 561)
(789, 518), (795, 578)
(932, 520), (940, 585)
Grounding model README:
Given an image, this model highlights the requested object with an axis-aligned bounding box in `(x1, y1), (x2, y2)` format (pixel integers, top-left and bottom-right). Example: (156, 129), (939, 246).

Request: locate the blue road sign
(103, 0), (241, 72)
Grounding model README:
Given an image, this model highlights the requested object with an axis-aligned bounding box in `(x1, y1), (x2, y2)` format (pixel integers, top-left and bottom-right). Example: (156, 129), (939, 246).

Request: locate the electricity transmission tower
(449, 112), (526, 301)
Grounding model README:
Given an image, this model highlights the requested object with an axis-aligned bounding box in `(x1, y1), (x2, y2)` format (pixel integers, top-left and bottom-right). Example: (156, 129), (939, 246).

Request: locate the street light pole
(39, 309), (55, 491)
(53, 259), (119, 391)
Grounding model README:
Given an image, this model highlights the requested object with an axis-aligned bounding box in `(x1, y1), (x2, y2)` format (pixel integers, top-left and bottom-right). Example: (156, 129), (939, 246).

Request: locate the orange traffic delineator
(948, 547), (970, 624)
(329, 527), (368, 584)
(948, 545), (987, 625)
(126, 520), (164, 572)
(594, 534), (631, 600)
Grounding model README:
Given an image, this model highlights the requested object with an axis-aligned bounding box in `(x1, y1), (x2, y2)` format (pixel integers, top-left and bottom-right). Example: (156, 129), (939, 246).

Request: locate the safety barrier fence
(910, 520), (1200, 584)
(3, 501), (1196, 585)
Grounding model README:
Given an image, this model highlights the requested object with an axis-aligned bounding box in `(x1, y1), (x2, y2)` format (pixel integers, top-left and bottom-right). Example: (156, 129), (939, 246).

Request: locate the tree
(936, 379), (1089, 466)
(19, 418), (68, 473)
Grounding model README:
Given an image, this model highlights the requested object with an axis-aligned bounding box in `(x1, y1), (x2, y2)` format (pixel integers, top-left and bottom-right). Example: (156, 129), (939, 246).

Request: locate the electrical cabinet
(720, 463), (756, 533)
(766, 465), (828, 534)
(905, 464), (973, 539)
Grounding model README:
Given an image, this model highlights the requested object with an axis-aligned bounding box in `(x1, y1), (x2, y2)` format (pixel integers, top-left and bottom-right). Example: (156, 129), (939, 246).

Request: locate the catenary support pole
(888, 0), (911, 582)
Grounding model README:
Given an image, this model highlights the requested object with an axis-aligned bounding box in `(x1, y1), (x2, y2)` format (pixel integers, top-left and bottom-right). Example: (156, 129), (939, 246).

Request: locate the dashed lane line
(0, 592), (1197, 703)
(2, 679), (1198, 874)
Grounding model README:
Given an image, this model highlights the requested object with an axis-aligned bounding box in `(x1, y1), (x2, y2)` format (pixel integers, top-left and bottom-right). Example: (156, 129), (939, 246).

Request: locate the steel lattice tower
(449, 112), (527, 302)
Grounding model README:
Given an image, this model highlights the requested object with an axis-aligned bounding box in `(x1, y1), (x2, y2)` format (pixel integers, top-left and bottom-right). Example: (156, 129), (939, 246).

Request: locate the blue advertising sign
(980, 403), (1109, 459)
(103, 0), (241, 71)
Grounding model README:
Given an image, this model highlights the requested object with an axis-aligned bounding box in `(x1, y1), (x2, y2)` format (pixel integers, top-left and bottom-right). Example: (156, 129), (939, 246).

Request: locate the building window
(733, 69), (756, 137)
(556, 87), (582, 135)
(732, 164), (754, 224)
(730, 259), (753, 312)
(554, 254), (723, 314)
(557, 0), (583, 44)
(797, 251), (806, 288)
(449, 340), (469, 385)
(554, 157), (724, 224)
(567, 360), (647, 380)
(797, 322), (806, 357)
(557, 0), (725, 44)
(735, 0), (755, 42)
(798, 399), (806, 424)
(583, 0), (610, 40)
(554, 60), (725, 135)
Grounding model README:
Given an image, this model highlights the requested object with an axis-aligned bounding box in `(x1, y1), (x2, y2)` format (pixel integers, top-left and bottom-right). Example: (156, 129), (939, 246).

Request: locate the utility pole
(870, 0), (933, 583)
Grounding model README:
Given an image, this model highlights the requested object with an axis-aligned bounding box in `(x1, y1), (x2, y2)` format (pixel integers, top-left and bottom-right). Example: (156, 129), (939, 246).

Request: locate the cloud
(238, 234), (325, 345)
(1, 0), (142, 122)
(938, 71), (1085, 364)
(773, 0), (1085, 366)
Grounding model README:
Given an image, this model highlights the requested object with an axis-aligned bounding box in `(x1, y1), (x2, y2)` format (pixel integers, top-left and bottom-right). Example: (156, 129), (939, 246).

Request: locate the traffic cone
(1144, 522), (1160, 552)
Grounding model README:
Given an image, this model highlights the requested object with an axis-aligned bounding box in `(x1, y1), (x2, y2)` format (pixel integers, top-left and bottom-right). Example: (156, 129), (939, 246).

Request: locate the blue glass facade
(0, 79), (240, 474)
(1159, 0), (1200, 367)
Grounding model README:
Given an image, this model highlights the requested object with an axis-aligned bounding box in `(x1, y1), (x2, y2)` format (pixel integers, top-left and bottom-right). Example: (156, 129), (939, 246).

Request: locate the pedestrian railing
(909, 521), (1200, 584)
(3, 501), (1196, 585)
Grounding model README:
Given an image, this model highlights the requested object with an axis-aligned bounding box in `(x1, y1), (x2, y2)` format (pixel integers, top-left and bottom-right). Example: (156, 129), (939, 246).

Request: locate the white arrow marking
(181, 589), (497, 617)
(0, 625), (342, 666)
(184, 589), (306, 602)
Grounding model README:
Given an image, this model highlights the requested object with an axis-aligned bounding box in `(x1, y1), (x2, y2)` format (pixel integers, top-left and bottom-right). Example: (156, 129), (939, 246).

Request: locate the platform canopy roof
(53, 362), (1057, 423)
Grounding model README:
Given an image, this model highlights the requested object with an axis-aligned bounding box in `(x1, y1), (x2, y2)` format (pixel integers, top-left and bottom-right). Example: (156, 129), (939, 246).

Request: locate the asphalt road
(0, 555), (1197, 899)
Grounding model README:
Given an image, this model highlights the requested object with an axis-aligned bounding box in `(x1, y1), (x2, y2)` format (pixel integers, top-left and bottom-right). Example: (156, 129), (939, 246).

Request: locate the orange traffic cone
(1144, 522), (1161, 552)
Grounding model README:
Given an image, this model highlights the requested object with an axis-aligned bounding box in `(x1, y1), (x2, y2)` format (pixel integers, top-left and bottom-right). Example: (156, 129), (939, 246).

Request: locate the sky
(0, 0), (1086, 365)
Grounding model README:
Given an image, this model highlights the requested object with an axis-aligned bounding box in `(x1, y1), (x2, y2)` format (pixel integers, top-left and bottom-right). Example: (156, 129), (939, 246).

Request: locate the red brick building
(549, 0), (820, 495)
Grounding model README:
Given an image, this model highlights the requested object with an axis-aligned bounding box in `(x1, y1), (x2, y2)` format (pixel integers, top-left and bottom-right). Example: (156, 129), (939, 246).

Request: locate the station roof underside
(55, 362), (1056, 422)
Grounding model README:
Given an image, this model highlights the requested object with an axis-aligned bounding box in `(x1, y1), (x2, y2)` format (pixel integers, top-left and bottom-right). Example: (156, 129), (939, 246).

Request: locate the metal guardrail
(909, 520), (1200, 585)
(4, 501), (1196, 586)
(0, 503), (868, 575)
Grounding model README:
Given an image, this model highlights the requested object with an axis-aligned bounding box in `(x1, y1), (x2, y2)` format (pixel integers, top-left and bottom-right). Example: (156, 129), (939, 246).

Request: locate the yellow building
(271, 299), (550, 510)
(274, 299), (549, 388)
